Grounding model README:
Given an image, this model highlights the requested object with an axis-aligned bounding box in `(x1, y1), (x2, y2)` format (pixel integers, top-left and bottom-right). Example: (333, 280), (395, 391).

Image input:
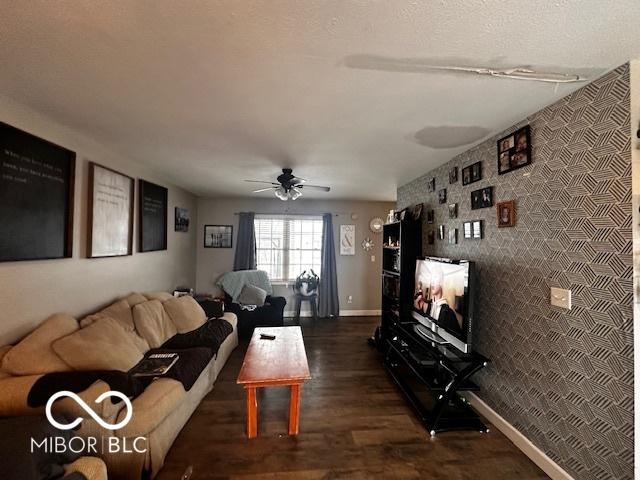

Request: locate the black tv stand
(382, 315), (490, 436)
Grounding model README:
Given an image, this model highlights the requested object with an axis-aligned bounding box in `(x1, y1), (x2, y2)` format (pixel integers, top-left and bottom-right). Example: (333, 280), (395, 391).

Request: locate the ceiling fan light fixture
(289, 187), (302, 200)
(274, 186), (289, 201)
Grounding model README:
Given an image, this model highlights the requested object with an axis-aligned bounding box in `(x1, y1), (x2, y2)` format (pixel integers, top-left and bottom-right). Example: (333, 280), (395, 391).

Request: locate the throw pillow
(52, 317), (145, 372)
(163, 296), (207, 334)
(2, 314), (78, 375)
(237, 284), (267, 306)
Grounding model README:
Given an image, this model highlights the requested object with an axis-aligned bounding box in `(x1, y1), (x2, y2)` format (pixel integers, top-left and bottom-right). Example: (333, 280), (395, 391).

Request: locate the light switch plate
(550, 287), (571, 309)
(371, 255), (375, 262)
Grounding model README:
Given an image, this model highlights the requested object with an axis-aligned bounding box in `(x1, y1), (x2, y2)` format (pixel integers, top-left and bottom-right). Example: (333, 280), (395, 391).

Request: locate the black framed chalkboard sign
(0, 122), (75, 262)
(139, 179), (168, 252)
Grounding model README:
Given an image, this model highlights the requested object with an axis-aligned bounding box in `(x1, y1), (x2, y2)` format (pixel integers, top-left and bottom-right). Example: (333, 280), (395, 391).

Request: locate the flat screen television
(412, 257), (476, 353)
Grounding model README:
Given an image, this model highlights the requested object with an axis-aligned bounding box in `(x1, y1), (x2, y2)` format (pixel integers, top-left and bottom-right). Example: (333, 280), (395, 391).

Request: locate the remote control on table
(260, 333), (276, 340)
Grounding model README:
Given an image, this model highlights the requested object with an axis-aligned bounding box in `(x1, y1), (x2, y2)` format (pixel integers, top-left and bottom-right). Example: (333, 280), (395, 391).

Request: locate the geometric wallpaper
(397, 64), (632, 480)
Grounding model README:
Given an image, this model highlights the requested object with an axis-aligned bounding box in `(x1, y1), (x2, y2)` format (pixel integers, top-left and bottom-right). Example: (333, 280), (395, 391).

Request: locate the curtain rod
(233, 212), (342, 217)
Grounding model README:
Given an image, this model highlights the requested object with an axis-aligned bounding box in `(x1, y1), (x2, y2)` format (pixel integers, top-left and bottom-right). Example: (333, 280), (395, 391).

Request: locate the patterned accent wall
(397, 64), (632, 480)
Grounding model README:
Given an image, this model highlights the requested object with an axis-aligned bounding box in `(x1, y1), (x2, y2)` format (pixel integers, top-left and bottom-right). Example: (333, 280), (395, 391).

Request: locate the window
(255, 214), (323, 281)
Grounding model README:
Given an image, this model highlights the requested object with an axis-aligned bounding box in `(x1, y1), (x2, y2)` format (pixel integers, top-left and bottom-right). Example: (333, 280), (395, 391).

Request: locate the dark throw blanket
(161, 317), (233, 355)
(27, 371), (145, 408)
(142, 347), (213, 391)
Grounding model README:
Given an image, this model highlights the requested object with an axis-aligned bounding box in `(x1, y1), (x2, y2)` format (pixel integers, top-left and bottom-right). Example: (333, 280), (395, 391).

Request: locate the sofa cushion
(124, 292), (147, 307)
(143, 291), (174, 302)
(237, 284), (267, 306)
(52, 318), (145, 372)
(133, 300), (178, 348)
(163, 296), (207, 334)
(80, 299), (135, 332)
(2, 314), (77, 376)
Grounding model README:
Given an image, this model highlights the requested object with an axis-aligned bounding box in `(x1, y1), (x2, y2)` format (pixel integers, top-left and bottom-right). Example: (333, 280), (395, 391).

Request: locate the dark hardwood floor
(157, 317), (548, 479)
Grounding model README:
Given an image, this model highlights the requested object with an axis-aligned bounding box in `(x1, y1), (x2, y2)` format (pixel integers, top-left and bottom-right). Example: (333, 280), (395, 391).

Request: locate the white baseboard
(284, 309), (381, 318)
(463, 392), (574, 480)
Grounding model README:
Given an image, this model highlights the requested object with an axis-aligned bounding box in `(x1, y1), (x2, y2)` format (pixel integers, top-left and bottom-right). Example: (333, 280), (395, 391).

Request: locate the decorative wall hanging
(448, 228), (458, 244)
(462, 161), (482, 186)
(369, 217), (384, 233)
(438, 225), (445, 240)
(428, 177), (436, 192)
(448, 203), (458, 219)
(0, 122), (75, 262)
(438, 189), (447, 204)
(340, 224), (355, 255)
(426, 209), (435, 224)
(175, 207), (190, 232)
(449, 166), (458, 184)
(204, 225), (233, 248)
(463, 220), (484, 240)
(88, 162), (134, 258)
(471, 186), (493, 210)
(497, 125), (531, 174)
(427, 231), (435, 245)
(139, 179), (168, 252)
(497, 200), (516, 227)
(361, 237), (374, 251)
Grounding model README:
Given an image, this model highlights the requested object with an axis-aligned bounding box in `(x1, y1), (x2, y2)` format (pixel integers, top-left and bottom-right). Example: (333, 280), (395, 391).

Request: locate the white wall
(195, 197), (394, 314)
(0, 96), (197, 345)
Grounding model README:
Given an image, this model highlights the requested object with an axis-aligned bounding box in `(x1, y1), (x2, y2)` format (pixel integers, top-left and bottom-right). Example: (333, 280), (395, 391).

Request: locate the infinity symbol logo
(45, 391), (133, 431)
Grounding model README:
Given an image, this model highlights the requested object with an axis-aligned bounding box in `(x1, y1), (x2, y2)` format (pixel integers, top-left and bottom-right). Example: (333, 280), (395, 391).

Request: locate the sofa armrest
(64, 456), (108, 480)
(54, 380), (125, 426)
(115, 378), (186, 437)
(265, 295), (286, 312)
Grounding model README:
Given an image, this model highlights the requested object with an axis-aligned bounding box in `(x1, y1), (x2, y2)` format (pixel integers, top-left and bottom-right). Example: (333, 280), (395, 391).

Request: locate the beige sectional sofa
(0, 292), (238, 480)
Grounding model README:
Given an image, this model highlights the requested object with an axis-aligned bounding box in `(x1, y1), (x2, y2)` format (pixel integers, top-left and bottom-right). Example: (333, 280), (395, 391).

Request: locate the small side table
(294, 293), (318, 322)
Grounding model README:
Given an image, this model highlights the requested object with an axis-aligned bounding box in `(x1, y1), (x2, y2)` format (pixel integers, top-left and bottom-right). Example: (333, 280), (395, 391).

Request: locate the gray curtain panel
(233, 212), (257, 271)
(318, 213), (339, 318)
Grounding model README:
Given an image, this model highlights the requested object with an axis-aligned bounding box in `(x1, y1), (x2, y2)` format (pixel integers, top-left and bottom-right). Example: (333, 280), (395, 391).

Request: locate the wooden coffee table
(237, 326), (311, 439)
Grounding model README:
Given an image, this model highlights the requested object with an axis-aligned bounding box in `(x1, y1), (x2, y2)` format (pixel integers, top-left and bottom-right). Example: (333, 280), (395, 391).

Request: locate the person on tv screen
(425, 269), (460, 333)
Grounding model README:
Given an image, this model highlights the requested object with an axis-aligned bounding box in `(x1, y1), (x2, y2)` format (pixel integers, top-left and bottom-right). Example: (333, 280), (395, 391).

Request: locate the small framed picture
(462, 161), (482, 186)
(426, 209), (435, 224)
(449, 166), (458, 184)
(463, 222), (472, 239)
(438, 188), (447, 204)
(428, 177), (436, 192)
(448, 228), (458, 245)
(471, 186), (493, 210)
(175, 207), (190, 232)
(427, 231), (435, 245)
(438, 225), (445, 240)
(498, 125), (531, 174)
(473, 220), (483, 239)
(497, 200), (516, 227)
(204, 225), (233, 248)
(448, 203), (458, 219)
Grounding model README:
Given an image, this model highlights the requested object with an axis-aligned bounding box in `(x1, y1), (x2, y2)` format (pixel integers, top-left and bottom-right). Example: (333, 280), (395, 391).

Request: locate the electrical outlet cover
(550, 287), (571, 309)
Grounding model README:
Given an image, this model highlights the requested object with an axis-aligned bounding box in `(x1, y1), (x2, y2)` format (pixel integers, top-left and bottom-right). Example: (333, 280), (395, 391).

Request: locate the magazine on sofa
(130, 353), (179, 377)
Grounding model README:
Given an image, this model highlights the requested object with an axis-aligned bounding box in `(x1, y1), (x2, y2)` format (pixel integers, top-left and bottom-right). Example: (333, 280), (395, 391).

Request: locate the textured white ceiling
(1, 1), (639, 201)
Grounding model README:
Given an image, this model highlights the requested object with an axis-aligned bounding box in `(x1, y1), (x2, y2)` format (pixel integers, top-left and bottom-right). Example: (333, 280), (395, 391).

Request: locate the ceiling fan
(245, 168), (330, 201)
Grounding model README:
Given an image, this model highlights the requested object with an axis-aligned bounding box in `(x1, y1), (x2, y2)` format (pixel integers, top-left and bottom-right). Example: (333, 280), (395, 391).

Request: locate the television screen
(413, 257), (474, 347)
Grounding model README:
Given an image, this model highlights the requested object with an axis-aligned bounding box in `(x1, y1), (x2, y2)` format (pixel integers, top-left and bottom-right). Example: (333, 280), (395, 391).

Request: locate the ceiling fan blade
(291, 176), (307, 184)
(244, 180), (279, 185)
(252, 187), (276, 193)
(299, 184), (330, 192)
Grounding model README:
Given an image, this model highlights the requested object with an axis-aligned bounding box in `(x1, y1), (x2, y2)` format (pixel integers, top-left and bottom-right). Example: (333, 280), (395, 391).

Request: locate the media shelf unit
(383, 317), (490, 435)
